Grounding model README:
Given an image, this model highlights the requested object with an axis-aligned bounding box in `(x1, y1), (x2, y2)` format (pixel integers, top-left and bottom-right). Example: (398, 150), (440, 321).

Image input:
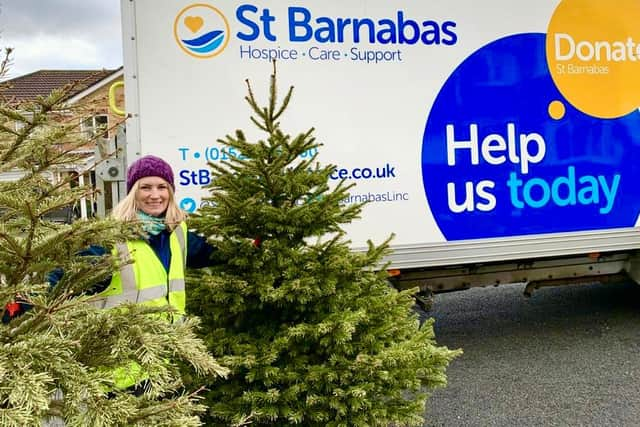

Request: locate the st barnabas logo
(174, 4), (230, 58)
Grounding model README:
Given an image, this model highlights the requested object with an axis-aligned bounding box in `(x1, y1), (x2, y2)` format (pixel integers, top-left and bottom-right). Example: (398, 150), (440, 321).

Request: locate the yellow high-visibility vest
(95, 222), (187, 316)
(93, 222), (187, 390)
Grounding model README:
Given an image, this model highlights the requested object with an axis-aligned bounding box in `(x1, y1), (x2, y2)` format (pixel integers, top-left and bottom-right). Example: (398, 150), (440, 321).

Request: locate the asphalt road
(421, 280), (640, 427)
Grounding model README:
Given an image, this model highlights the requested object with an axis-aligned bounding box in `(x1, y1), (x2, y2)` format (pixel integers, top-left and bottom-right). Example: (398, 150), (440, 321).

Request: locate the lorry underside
(390, 249), (640, 309)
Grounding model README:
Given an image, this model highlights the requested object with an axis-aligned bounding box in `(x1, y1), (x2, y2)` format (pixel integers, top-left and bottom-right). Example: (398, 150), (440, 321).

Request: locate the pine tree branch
(126, 386), (207, 423)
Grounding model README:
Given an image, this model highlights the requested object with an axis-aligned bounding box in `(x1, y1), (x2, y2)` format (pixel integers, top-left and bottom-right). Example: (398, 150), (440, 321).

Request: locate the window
(81, 114), (109, 139)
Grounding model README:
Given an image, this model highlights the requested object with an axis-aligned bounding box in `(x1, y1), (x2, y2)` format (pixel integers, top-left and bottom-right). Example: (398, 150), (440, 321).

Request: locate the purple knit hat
(126, 155), (175, 194)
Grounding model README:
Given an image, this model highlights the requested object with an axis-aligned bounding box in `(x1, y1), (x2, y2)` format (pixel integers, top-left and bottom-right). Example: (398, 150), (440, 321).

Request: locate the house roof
(0, 68), (123, 105)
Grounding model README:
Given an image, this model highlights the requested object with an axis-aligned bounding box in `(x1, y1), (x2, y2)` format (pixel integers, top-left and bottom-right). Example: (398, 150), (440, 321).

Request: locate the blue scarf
(137, 211), (167, 236)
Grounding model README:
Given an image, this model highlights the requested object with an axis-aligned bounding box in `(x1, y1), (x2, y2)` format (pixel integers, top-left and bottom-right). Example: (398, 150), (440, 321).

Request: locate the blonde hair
(111, 179), (187, 231)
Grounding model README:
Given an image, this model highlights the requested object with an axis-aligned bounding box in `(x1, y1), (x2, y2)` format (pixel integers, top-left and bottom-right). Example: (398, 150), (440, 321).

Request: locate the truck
(117, 0), (640, 300)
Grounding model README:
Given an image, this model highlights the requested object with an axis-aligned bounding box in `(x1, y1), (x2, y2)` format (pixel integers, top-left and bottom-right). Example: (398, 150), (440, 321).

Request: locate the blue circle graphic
(180, 197), (197, 213)
(422, 33), (640, 240)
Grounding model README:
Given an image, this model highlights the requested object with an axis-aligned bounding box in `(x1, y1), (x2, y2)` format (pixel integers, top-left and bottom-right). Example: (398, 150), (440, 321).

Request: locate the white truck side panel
(120, 0), (640, 269)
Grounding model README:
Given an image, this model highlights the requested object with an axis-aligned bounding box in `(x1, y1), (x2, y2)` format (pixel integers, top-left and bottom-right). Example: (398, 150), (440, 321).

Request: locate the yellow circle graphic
(174, 4), (230, 59)
(548, 100), (566, 120)
(546, 0), (640, 118)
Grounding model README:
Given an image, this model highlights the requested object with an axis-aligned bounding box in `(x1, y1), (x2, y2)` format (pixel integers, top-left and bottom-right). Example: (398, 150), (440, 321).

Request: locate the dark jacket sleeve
(49, 245), (112, 295)
(186, 231), (221, 268)
(77, 245), (113, 295)
(3, 245), (110, 323)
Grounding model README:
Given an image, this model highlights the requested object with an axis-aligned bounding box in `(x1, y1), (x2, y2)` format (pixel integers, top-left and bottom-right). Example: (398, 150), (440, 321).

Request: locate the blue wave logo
(174, 4), (230, 58)
(182, 30), (225, 54)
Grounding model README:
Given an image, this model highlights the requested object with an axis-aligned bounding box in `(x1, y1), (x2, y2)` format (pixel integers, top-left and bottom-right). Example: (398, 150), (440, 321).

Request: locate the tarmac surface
(421, 280), (640, 427)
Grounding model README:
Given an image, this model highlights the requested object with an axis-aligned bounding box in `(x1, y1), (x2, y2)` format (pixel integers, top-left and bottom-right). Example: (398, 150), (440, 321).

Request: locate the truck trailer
(117, 0), (640, 298)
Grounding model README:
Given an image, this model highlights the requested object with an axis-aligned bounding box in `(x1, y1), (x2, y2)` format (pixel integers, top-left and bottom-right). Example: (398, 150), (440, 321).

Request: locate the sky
(0, 0), (123, 79)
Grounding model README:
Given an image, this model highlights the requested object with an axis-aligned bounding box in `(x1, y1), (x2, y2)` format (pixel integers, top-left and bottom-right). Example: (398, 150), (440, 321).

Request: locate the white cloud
(5, 35), (108, 78)
(0, 0), (122, 78)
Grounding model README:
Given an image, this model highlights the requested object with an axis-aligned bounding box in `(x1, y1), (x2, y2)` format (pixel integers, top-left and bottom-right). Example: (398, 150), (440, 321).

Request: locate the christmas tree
(187, 62), (462, 426)
(0, 53), (227, 426)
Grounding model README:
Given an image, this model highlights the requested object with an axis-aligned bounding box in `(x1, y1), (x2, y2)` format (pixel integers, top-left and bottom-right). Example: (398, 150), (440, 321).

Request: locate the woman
(92, 155), (219, 390)
(3, 155), (217, 323)
(5, 155), (219, 392)
(92, 154), (216, 319)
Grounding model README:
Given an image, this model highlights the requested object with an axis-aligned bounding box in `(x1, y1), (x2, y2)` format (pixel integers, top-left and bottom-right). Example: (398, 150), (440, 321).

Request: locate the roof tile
(0, 68), (121, 104)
